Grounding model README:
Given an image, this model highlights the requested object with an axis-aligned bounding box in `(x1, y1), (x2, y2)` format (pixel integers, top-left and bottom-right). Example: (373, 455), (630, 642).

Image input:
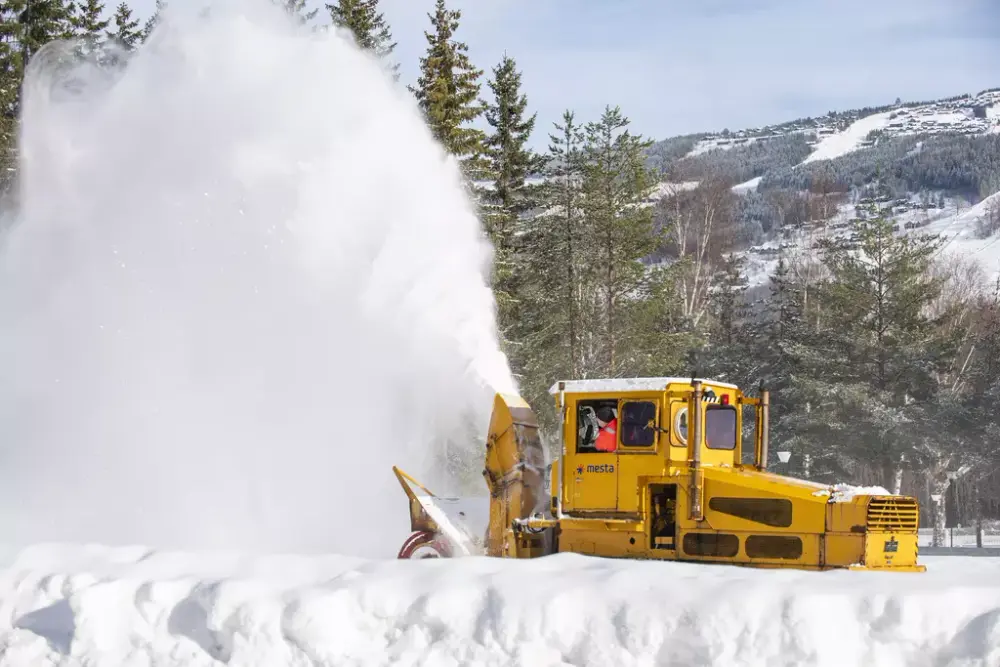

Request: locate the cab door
(615, 398), (663, 513)
(566, 403), (617, 511)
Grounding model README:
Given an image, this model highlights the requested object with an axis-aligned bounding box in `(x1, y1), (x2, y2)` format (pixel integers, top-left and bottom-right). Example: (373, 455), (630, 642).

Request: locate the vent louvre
(867, 497), (919, 532)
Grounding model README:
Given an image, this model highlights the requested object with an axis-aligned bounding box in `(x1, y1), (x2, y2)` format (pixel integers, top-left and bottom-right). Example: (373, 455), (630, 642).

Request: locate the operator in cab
(594, 406), (618, 452)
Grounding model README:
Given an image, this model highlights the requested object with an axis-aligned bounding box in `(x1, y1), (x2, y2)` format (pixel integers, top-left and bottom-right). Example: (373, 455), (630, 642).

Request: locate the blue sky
(128, 0), (1000, 150)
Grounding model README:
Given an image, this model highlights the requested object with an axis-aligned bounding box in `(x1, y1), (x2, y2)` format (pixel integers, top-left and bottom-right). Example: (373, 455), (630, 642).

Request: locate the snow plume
(0, 0), (515, 557)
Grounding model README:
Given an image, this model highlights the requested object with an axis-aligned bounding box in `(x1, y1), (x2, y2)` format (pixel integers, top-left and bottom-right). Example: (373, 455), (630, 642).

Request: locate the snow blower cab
(393, 376), (926, 572)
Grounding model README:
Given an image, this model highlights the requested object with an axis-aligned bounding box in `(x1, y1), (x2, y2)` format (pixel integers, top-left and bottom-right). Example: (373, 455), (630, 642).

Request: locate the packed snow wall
(0, 545), (997, 667)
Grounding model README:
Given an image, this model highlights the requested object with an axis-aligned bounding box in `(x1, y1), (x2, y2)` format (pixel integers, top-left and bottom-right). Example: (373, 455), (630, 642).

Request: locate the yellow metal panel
(824, 533), (864, 568)
(857, 532), (923, 571)
(826, 497), (868, 532)
(616, 458), (666, 514)
(567, 454), (618, 510)
(700, 469), (828, 533)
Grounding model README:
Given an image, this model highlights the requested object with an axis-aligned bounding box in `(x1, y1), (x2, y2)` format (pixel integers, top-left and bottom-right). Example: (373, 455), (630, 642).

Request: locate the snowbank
(1, 544), (998, 666)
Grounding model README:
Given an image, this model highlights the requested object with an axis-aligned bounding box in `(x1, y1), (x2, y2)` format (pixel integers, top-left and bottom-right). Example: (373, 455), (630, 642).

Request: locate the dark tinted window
(705, 405), (736, 450)
(621, 401), (656, 447)
(683, 532), (740, 558)
(745, 535), (803, 560)
(708, 497), (793, 527)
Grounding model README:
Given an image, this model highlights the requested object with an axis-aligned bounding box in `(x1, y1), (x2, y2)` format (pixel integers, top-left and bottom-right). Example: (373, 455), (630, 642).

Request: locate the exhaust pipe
(557, 381), (566, 514)
(757, 382), (770, 472)
(689, 379), (704, 521)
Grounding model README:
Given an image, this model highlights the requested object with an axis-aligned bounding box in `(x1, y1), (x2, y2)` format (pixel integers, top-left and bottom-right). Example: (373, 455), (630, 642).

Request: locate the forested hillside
(1, 0), (998, 546)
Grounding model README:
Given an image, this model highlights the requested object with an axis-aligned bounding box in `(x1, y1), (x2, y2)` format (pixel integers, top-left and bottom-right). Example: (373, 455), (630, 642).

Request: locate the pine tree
(0, 0), (74, 198)
(480, 53), (542, 339)
(0, 1), (75, 127)
(482, 54), (541, 219)
(698, 253), (755, 380)
(754, 256), (823, 474)
(524, 110), (586, 387)
(326, 0), (398, 81)
(578, 105), (660, 375)
(409, 0), (485, 179)
(0, 4), (21, 195)
(17, 0), (76, 61)
(280, 0), (319, 26)
(106, 2), (141, 50)
(710, 254), (750, 348)
(141, 0), (165, 42)
(71, 0), (109, 54)
(788, 211), (952, 486)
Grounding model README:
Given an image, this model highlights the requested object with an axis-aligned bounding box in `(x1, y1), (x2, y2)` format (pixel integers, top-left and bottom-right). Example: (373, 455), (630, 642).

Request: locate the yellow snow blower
(393, 377), (926, 572)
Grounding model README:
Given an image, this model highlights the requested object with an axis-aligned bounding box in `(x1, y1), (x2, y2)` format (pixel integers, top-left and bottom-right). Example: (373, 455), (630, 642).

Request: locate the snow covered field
(0, 544), (997, 667)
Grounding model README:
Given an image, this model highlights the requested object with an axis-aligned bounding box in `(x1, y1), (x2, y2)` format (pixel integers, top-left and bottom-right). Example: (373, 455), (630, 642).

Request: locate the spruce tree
(699, 253), (756, 387)
(0, 4), (21, 195)
(106, 2), (141, 50)
(16, 0), (76, 62)
(482, 54), (541, 220)
(480, 52), (542, 340)
(71, 0), (109, 54)
(753, 255), (823, 474)
(789, 210), (951, 484)
(525, 111), (586, 386)
(280, 0), (319, 26)
(579, 105), (660, 375)
(0, 0), (75, 137)
(326, 0), (398, 81)
(965, 283), (1000, 451)
(141, 0), (165, 42)
(409, 0), (485, 179)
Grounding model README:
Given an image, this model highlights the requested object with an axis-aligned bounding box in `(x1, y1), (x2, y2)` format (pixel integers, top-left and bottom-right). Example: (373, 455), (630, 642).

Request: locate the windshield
(705, 406), (737, 450)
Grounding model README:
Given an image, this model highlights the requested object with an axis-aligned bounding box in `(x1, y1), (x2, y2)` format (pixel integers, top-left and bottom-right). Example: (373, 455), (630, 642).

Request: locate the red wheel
(397, 530), (451, 559)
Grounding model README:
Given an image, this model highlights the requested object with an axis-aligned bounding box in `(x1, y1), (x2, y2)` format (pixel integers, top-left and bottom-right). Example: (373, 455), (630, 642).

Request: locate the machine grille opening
(866, 497), (919, 531)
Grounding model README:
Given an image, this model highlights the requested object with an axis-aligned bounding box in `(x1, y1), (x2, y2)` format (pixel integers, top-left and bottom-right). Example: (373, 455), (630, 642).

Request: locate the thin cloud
(114, 0), (1000, 147)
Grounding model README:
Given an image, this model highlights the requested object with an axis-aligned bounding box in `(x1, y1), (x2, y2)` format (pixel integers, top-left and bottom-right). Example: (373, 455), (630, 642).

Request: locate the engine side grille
(867, 497), (919, 532)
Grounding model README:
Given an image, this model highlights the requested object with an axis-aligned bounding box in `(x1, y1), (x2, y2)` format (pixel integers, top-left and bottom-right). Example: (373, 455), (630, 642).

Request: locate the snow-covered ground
(0, 544), (997, 667)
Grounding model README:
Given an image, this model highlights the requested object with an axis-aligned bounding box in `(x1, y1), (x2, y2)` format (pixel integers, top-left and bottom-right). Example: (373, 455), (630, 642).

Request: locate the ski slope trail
(0, 545), (997, 667)
(0, 0), (511, 558)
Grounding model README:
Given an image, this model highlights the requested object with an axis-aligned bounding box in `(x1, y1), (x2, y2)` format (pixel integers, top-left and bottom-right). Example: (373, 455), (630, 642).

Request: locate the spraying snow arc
(0, 0), (514, 557)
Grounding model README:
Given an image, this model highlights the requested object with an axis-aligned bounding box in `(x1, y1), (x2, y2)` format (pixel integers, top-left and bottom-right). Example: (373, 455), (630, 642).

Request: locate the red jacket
(595, 418), (618, 452)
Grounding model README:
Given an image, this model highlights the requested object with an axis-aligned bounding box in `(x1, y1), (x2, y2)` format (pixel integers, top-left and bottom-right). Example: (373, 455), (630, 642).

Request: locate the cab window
(575, 399), (617, 453)
(672, 403), (688, 447)
(620, 401), (656, 447)
(705, 405), (737, 450)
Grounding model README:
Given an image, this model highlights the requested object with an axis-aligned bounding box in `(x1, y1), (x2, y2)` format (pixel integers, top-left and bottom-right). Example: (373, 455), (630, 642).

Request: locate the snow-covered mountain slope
(739, 192), (1000, 289)
(685, 88), (1000, 163)
(0, 544), (997, 667)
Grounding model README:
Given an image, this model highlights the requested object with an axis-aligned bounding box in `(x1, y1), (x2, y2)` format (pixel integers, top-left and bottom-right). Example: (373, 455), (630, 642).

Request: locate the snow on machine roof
(548, 377), (739, 395)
